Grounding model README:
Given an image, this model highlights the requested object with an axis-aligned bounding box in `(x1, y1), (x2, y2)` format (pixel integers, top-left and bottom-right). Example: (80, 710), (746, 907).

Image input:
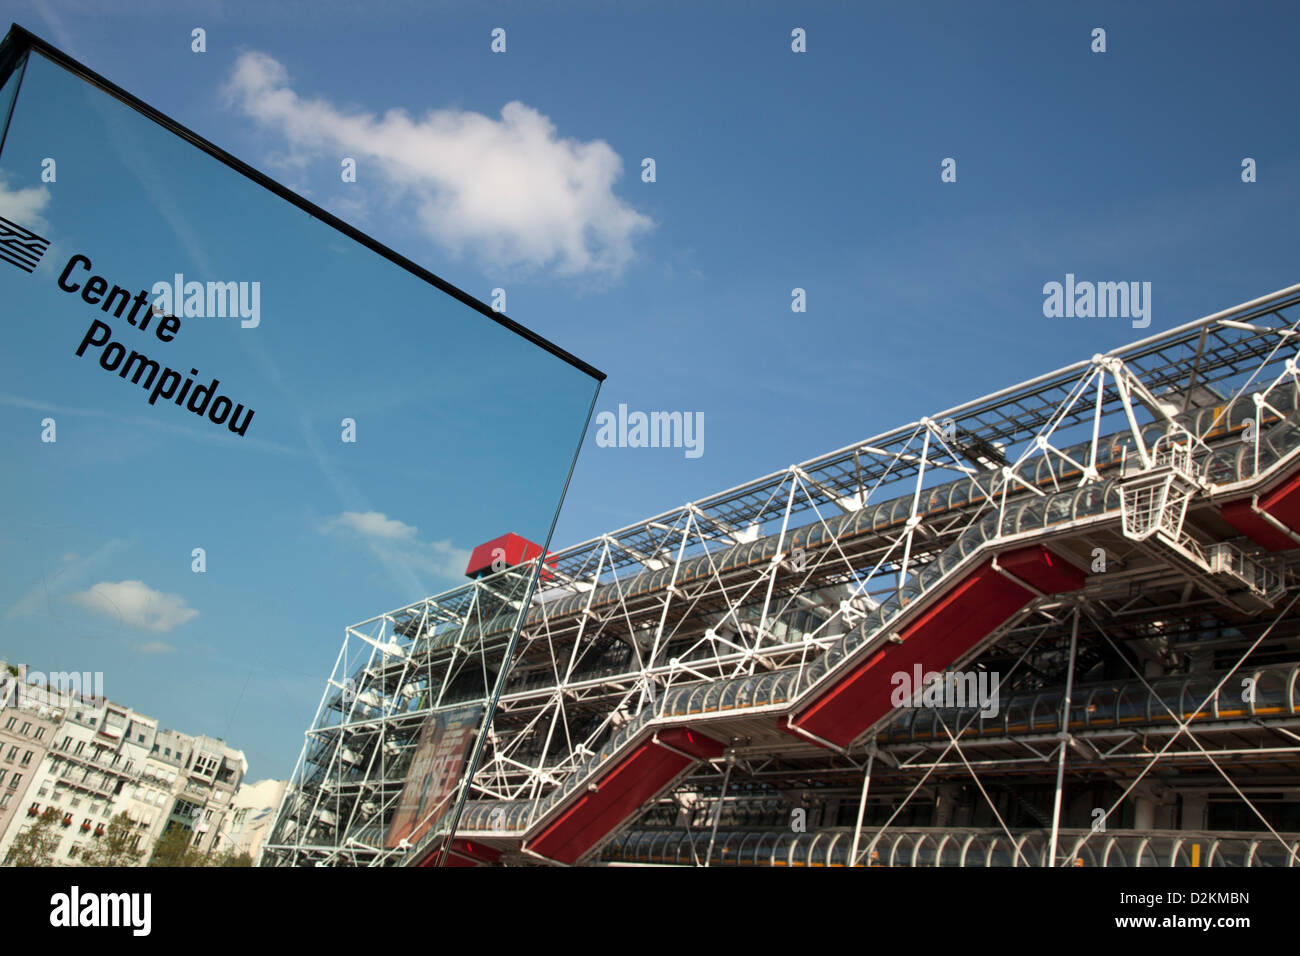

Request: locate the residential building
(0, 677), (248, 866)
(228, 779), (290, 863)
(0, 666), (63, 853)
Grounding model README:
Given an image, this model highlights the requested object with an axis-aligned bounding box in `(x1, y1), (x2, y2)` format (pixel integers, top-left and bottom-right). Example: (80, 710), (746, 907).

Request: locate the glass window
(0, 27), (604, 871)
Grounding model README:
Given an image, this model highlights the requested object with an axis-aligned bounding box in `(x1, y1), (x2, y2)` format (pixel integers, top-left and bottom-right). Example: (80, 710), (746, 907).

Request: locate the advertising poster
(385, 703), (483, 849)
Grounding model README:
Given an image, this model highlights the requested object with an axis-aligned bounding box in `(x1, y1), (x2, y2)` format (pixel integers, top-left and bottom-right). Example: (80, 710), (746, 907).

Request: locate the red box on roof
(465, 533), (557, 580)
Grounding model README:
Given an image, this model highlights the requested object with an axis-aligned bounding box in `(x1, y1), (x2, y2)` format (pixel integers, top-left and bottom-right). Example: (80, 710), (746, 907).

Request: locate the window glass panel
(0, 30), (601, 869)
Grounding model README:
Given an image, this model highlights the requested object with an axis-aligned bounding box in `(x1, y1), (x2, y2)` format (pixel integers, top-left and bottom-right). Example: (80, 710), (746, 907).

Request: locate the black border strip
(0, 46), (27, 160)
(0, 23), (606, 383)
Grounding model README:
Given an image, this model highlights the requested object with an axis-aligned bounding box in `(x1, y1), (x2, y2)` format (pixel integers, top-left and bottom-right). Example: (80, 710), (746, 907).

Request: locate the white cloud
(66, 581), (198, 633)
(404, 537), (473, 582)
(324, 510), (418, 540)
(4, 540), (128, 624)
(224, 52), (652, 277)
(137, 641), (176, 655)
(0, 177), (52, 231)
(321, 510), (470, 584)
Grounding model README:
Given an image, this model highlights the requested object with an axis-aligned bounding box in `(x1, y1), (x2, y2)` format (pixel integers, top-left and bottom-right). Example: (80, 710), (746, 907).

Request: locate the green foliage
(211, 847), (253, 867)
(147, 824), (205, 867)
(148, 824), (251, 867)
(81, 812), (146, 867)
(4, 806), (62, 867)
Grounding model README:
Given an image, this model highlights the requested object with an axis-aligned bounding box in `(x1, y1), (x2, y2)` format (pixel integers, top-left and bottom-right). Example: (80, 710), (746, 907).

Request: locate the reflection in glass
(0, 28), (601, 868)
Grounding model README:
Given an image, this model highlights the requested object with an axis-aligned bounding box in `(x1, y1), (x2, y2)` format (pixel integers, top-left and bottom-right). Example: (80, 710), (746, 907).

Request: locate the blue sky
(1, 0), (1298, 778)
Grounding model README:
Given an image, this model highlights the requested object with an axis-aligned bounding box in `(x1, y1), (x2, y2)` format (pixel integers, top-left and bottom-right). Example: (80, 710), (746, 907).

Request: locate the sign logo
(0, 215), (51, 273)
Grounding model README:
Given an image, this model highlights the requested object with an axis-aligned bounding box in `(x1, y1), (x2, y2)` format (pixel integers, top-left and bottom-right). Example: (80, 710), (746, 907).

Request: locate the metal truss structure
(263, 284), (1300, 867)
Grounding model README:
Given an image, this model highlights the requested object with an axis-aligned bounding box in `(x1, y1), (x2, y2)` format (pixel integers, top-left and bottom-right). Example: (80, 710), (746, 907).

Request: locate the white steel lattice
(262, 285), (1300, 868)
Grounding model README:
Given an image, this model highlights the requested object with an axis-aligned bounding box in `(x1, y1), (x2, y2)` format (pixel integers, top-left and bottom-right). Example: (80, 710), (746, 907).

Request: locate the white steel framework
(263, 284), (1300, 867)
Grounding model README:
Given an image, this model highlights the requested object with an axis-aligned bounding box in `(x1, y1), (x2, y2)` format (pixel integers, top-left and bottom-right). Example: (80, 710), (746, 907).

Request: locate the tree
(148, 823), (255, 867)
(81, 812), (146, 867)
(211, 847), (253, 867)
(148, 824), (204, 867)
(5, 806), (62, 867)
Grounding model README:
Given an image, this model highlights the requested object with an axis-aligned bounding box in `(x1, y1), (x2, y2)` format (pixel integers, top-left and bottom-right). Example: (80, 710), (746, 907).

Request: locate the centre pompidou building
(263, 284), (1300, 868)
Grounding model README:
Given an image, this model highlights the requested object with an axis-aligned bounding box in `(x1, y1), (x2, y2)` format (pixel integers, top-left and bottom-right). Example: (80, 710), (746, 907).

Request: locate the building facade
(0, 675), (248, 866)
(0, 669), (62, 849)
(229, 779), (290, 863)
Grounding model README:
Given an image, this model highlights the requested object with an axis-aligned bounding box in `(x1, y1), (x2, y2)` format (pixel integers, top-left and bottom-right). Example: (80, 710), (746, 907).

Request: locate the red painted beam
(1219, 464), (1300, 551)
(415, 837), (502, 867)
(524, 729), (722, 865)
(656, 726), (727, 761)
(1221, 500), (1296, 552)
(525, 742), (685, 864)
(1258, 468), (1300, 529)
(791, 546), (1084, 747)
(998, 544), (1088, 594)
(449, 839), (501, 865)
